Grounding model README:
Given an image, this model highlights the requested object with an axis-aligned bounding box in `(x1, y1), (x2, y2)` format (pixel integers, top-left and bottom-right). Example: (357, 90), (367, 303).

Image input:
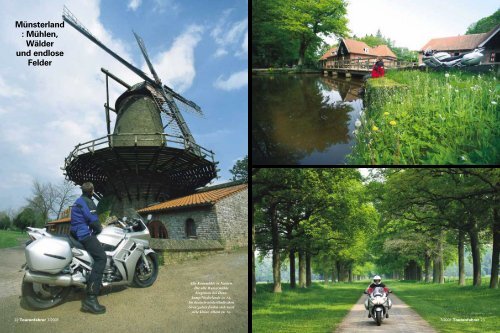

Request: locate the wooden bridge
(322, 58), (418, 77)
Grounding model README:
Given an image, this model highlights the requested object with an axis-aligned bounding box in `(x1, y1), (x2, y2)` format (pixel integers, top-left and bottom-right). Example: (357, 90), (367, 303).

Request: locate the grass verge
(0, 229), (28, 249)
(252, 282), (365, 333)
(388, 278), (499, 333)
(349, 69), (499, 164)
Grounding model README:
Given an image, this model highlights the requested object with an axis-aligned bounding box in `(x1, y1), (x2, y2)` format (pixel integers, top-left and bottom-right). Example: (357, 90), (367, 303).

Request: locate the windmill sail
(63, 5), (203, 153)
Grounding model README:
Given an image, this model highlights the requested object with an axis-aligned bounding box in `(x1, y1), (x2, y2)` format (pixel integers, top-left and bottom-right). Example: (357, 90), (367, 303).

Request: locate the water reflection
(252, 74), (364, 165)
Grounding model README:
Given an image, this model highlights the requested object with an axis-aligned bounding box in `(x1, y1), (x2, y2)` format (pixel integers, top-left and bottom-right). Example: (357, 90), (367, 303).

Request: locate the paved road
(0, 247), (247, 333)
(335, 293), (437, 333)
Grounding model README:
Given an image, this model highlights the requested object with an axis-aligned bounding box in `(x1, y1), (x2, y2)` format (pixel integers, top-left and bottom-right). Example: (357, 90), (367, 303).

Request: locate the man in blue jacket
(70, 182), (106, 314)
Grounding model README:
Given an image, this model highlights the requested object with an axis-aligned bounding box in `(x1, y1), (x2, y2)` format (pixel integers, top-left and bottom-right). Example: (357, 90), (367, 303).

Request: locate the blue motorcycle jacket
(70, 195), (102, 241)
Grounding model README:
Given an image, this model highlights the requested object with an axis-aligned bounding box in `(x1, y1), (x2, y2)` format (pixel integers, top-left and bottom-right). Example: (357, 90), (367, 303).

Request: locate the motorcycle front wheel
(132, 252), (159, 288)
(21, 278), (70, 310)
(375, 311), (382, 326)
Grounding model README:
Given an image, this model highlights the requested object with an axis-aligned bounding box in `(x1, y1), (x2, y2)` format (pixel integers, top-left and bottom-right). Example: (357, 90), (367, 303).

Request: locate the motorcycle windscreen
(25, 237), (72, 274)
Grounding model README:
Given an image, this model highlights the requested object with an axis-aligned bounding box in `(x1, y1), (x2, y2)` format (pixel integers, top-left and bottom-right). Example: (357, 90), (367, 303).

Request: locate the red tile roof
(320, 45), (338, 60)
(138, 183), (248, 213)
(371, 45), (397, 58)
(320, 38), (397, 59)
(420, 33), (488, 51)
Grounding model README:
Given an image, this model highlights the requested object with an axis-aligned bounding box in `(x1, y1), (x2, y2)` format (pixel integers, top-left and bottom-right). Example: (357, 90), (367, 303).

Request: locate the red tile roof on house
(320, 45), (338, 60)
(420, 33), (488, 52)
(320, 38), (397, 60)
(371, 45), (397, 58)
(138, 183), (248, 213)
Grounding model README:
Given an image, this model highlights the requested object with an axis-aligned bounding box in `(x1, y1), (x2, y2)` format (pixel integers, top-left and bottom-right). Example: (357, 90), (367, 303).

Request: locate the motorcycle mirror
(147, 214), (152, 221)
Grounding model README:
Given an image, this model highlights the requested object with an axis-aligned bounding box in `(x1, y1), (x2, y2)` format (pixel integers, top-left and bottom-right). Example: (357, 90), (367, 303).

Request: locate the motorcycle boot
(81, 282), (106, 314)
(81, 294), (106, 314)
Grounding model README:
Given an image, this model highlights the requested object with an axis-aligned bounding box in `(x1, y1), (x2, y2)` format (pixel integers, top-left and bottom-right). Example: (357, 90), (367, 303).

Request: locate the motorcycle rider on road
(365, 275), (391, 318)
(70, 182), (106, 314)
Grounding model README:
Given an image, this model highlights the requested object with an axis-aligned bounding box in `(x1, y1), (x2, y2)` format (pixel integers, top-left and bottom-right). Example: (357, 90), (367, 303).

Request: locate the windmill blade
(133, 31), (162, 85)
(162, 85), (203, 117)
(62, 6), (155, 86)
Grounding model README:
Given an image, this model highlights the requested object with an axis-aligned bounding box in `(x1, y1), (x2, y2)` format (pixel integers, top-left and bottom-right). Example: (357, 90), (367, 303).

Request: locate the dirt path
(335, 293), (437, 333)
(0, 247), (247, 333)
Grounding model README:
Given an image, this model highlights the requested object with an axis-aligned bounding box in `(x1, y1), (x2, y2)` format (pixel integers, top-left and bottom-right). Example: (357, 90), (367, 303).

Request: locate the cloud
(0, 75), (25, 97)
(152, 0), (179, 14)
(213, 70), (247, 91)
(128, 0), (142, 11)
(210, 9), (247, 58)
(145, 25), (203, 93)
(0, 0), (141, 210)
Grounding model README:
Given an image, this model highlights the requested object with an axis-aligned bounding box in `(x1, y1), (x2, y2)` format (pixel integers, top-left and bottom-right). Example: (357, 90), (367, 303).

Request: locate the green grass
(349, 69), (499, 164)
(0, 229), (28, 249)
(252, 282), (365, 333)
(388, 278), (500, 333)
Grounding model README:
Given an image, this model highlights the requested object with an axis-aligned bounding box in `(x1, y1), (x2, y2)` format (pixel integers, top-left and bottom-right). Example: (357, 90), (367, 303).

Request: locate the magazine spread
(0, 1), (248, 332)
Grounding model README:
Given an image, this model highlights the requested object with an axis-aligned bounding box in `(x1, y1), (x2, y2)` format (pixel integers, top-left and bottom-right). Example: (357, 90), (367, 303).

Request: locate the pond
(252, 74), (364, 165)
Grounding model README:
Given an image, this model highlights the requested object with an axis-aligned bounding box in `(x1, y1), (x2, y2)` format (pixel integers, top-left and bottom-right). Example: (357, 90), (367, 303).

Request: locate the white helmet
(373, 275), (382, 284)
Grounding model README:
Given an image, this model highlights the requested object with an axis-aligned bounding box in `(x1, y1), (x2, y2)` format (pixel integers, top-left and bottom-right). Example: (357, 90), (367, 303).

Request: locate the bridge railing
(322, 58), (418, 70)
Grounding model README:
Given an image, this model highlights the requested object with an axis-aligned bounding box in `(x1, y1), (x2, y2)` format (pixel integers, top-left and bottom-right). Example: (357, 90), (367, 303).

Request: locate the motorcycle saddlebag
(25, 237), (72, 274)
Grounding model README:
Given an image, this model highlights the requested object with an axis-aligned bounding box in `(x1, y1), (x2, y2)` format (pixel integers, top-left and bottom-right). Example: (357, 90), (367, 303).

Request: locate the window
(490, 52), (496, 63)
(186, 218), (197, 239)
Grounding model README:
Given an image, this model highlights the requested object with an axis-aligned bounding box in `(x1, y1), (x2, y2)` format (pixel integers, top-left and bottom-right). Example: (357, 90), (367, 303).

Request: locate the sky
(323, 0), (499, 50)
(0, 0), (248, 212)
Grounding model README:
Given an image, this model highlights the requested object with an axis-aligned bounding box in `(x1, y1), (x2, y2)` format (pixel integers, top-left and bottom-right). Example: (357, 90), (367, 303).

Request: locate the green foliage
(0, 213), (11, 230)
(229, 155), (248, 182)
(252, 282), (367, 333)
(466, 9), (500, 34)
(349, 70), (500, 165)
(389, 279), (500, 333)
(14, 208), (44, 231)
(252, 0), (349, 68)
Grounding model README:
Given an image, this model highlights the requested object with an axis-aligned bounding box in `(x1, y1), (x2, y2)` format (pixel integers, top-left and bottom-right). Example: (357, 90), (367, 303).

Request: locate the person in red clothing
(371, 57), (385, 78)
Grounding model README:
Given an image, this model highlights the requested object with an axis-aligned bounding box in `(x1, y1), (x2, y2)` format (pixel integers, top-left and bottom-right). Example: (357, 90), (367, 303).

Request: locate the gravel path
(0, 247), (247, 333)
(335, 293), (437, 333)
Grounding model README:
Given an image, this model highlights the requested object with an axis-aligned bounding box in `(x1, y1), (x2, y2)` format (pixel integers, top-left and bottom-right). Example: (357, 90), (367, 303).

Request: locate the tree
(0, 213), (11, 230)
(466, 9), (500, 34)
(26, 180), (77, 223)
(229, 156), (248, 182)
(278, 0), (349, 67)
(14, 208), (43, 231)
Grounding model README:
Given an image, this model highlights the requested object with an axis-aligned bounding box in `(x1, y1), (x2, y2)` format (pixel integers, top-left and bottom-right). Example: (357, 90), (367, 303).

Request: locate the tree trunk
(298, 250), (306, 288)
(424, 252), (431, 283)
(348, 264), (353, 283)
(252, 199), (256, 296)
(332, 261), (336, 283)
(289, 249), (296, 289)
(271, 204), (281, 293)
(306, 252), (312, 287)
(490, 207), (499, 289)
(439, 235), (444, 284)
(433, 234), (444, 284)
(297, 38), (308, 67)
(469, 228), (482, 287)
(458, 230), (465, 286)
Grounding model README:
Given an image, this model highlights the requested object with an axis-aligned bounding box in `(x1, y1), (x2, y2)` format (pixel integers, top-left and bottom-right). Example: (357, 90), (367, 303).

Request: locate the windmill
(61, 6), (217, 215)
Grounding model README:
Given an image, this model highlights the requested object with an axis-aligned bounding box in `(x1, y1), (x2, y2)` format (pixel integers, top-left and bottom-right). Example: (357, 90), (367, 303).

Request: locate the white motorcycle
(21, 209), (158, 309)
(422, 47), (484, 68)
(364, 286), (392, 326)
